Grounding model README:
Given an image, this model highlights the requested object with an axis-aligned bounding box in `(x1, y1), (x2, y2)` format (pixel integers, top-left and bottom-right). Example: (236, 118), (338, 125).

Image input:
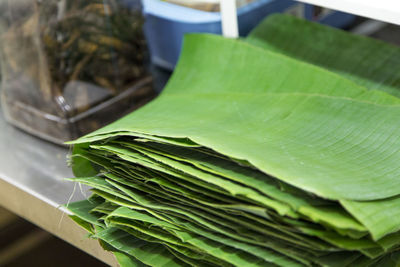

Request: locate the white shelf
(295, 0), (400, 25)
(220, 0), (400, 37)
(221, 0), (239, 38)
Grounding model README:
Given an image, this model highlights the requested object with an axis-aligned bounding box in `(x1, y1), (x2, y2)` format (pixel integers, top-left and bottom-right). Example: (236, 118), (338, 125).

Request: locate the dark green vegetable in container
(42, 1), (147, 102)
(0, 0), (155, 144)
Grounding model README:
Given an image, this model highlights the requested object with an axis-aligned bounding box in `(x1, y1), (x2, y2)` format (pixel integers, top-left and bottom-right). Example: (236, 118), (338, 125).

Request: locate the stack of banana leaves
(66, 15), (400, 267)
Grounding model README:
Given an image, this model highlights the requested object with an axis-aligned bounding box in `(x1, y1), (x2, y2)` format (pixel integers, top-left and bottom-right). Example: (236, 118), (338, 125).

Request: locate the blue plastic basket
(142, 0), (355, 70)
(143, 0), (300, 70)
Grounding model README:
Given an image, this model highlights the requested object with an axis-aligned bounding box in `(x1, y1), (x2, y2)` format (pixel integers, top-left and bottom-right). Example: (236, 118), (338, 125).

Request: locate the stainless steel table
(0, 109), (117, 266)
(0, 66), (170, 267)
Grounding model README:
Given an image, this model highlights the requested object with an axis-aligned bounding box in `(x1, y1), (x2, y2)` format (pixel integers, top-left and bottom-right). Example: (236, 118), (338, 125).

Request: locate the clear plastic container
(0, 0), (156, 145)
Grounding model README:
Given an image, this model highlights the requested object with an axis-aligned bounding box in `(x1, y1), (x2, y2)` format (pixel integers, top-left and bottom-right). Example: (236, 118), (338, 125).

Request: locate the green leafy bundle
(66, 15), (400, 267)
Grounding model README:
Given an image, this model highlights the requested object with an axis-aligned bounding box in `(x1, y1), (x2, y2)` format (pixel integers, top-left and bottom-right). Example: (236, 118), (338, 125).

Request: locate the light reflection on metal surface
(0, 109), (89, 211)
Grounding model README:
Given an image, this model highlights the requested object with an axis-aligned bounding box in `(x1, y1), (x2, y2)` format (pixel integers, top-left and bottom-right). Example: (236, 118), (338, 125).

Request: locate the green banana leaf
(79, 177), (319, 264)
(246, 14), (400, 241)
(69, 34), (400, 235)
(113, 251), (148, 267)
(66, 16), (400, 267)
(247, 14), (400, 98)
(96, 227), (189, 267)
(71, 34), (400, 201)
